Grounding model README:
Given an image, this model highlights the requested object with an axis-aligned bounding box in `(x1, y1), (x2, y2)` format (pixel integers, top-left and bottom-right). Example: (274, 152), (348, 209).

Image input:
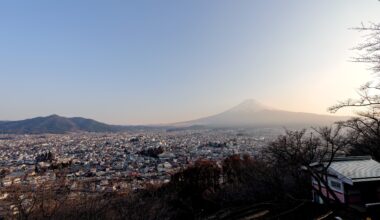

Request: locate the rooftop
(327, 156), (380, 183)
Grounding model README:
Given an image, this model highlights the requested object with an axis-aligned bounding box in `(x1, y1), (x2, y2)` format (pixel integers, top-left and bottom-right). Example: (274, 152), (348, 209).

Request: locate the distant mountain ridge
(176, 99), (348, 128)
(0, 115), (122, 134)
(0, 100), (350, 134)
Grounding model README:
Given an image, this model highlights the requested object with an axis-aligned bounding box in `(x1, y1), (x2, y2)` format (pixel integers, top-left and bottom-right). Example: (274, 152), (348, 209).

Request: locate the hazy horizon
(2, 1), (380, 124)
(0, 98), (350, 126)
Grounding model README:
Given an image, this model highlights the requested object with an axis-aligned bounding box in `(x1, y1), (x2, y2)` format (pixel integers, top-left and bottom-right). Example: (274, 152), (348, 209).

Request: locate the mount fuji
(177, 99), (347, 128)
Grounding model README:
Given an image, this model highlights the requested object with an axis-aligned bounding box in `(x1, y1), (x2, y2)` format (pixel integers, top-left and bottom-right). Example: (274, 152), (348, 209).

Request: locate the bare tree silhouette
(329, 22), (380, 112)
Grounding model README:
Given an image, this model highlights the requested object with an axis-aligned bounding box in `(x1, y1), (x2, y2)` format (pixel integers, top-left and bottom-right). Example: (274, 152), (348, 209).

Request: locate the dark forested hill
(0, 115), (123, 134)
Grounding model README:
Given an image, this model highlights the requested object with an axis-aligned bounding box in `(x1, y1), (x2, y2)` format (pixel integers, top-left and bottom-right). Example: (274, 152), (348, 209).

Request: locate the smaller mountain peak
(46, 114), (63, 119)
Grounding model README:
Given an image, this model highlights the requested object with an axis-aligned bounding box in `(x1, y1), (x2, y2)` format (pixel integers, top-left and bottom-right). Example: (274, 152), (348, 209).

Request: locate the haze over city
(1, 1), (380, 125)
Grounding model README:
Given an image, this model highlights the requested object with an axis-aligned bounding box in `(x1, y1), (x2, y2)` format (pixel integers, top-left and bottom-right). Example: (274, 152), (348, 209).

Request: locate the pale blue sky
(1, 1), (380, 124)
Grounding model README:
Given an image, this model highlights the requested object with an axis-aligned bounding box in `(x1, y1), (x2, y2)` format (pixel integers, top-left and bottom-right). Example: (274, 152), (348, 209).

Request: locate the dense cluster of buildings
(0, 129), (272, 194)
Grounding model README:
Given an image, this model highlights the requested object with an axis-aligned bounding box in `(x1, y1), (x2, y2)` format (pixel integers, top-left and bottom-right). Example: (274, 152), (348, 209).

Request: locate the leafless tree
(338, 109), (380, 161)
(329, 22), (380, 113)
(265, 126), (349, 204)
(327, 19), (380, 166)
(305, 126), (350, 205)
